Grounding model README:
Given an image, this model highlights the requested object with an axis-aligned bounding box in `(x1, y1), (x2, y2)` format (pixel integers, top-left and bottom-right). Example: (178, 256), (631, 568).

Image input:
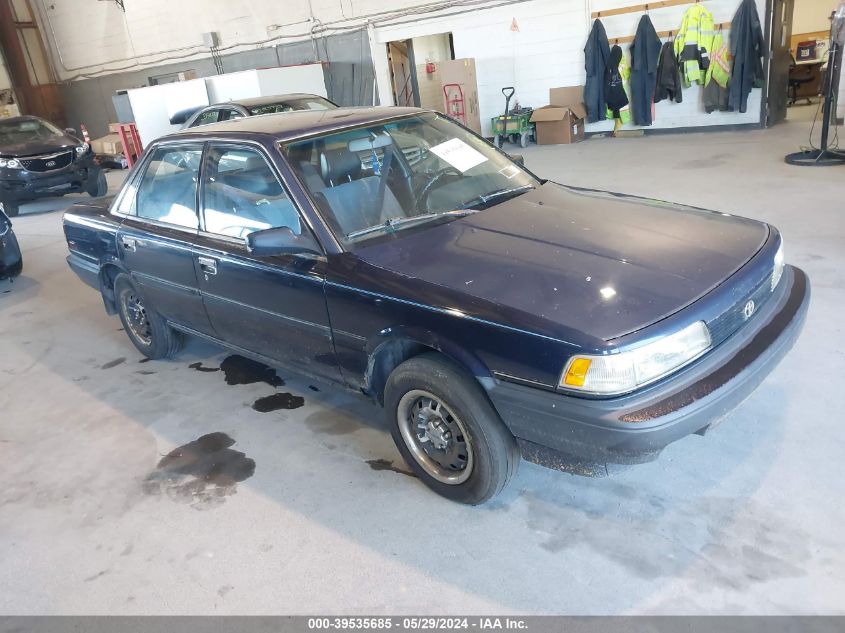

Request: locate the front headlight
(75, 143), (89, 155)
(561, 321), (712, 395)
(0, 158), (22, 169)
(771, 241), (785, 291)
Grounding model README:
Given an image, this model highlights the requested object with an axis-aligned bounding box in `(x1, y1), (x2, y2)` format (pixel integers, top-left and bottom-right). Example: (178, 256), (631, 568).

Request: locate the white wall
(34, 0), (314, 81)
(372, 0), (766, 134)
(412, 34), (452, 64)
(584, 0), (766, 132)
(373, 0), (591, 136)
(37, 0), (772, 133)
(793, 0), (838, 34)
(0, 53), (11, 92)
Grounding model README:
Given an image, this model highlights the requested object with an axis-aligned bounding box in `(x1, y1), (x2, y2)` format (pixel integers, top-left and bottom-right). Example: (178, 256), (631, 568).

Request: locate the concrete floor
(1, 112), (844, 615)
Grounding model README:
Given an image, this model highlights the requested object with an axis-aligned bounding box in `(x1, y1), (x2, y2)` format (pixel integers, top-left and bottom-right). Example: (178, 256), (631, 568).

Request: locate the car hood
(0, 134), (79, 157)
(354, 182), (769, 341)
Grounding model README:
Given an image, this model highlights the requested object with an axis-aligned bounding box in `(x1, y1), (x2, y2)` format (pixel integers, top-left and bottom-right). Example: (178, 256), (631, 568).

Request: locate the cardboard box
(529, 86), (587, 144)
(0, 103), (21, 119)
(530, 106), (585, 144)
(91, 133), (135, 156)
(439, 58), (482, 135)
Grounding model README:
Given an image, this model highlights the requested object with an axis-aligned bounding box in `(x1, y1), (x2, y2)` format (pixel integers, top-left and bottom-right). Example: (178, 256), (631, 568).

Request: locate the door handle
(197, 256), (218, 275)
(121, 237), (137, 252)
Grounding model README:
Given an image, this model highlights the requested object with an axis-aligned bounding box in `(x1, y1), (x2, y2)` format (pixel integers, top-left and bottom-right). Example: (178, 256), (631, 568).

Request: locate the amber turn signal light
(563, 357), (592, 387)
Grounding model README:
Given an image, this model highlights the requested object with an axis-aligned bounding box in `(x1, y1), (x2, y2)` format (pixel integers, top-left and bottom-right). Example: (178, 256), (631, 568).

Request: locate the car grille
(706, 267), (776, 347)
(19, 150), (74, 173)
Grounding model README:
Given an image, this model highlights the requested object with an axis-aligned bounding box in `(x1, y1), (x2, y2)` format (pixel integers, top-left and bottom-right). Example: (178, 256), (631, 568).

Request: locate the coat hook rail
(608, 21), (730, 45)
(592, 0), (708, 20)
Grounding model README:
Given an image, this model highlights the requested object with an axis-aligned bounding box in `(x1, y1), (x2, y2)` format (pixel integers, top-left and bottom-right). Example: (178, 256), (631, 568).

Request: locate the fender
(364, 324), (496, 397)
(97, 254), (129, 314)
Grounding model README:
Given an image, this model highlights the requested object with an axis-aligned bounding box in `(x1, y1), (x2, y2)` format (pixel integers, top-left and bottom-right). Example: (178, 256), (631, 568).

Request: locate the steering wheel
(416, 167), (463, 213)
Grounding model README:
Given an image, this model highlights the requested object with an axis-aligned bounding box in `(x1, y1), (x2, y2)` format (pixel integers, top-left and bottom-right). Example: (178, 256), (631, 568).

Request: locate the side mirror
(508, 153), (525, 166)
(64, 127), (78, 137)
(246, 226), (321, 257)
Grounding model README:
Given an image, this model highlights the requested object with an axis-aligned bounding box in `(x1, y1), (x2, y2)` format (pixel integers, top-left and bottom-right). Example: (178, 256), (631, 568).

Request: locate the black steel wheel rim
(397, 389), (474, 484)
(122, 290), (153, 346)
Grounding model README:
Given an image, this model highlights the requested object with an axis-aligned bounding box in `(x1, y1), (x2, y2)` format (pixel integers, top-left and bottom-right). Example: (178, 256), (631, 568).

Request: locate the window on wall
(8, 0), (54, 86)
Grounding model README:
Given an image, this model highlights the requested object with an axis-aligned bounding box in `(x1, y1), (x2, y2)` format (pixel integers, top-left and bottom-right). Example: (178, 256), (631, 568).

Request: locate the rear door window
(133, 145), (202, 229)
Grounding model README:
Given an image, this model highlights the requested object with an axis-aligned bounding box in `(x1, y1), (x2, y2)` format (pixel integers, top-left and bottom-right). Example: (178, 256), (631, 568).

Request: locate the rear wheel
(493, 134), (503, 148)
(114, 273), (181, 359)
(385, 353), (519, 504)
(0, 198), (19, 217)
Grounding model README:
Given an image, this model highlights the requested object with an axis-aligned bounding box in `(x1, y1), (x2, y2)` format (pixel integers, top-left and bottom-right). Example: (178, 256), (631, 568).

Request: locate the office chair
(788, 54), (815, 106)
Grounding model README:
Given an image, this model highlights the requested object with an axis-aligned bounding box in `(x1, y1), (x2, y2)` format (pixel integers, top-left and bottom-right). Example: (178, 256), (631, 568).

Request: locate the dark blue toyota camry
(63, 107), (810, 504)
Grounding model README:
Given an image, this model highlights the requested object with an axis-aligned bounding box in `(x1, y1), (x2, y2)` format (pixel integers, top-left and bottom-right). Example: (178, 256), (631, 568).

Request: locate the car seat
(317, 148), (404, 236)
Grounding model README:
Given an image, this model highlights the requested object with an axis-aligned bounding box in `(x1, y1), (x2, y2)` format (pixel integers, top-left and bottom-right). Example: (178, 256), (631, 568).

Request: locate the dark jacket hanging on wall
(654, 41), (683, 103)
(584, 19), (611, 123)
(604, 45), (629, 118)
(728, 0), (765, 113)
(629, 15), (663, 125)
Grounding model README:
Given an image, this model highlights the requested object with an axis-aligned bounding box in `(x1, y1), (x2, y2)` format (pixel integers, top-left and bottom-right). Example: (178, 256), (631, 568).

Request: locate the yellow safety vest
(674, 5), (716, 86)
(705, 32), (731, 88)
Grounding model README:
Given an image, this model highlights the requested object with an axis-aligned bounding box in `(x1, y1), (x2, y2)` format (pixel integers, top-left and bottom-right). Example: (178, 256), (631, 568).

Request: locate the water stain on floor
(100, 357), (126, 369)
(220, 355), (284, 387)
(523, 490), (810, 590)
(189, 361), (220, 373)
(366, 458), (415, 478)
(142, 432), (256, 510)
(252, 392), (305, 413)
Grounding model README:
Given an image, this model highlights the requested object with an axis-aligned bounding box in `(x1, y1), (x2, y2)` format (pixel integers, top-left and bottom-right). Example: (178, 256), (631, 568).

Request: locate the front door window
(201, 146), (303, 240)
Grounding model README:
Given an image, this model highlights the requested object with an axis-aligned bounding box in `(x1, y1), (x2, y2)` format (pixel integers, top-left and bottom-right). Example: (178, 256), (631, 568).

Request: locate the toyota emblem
(742, 300), (756, 319)
(45, 160), (56, 167)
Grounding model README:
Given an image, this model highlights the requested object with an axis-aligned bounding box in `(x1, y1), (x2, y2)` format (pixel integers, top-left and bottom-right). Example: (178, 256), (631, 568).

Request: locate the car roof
(225, 93), (332, 109)
(167, 106), (426, 142)
(0, 115), (44, 125)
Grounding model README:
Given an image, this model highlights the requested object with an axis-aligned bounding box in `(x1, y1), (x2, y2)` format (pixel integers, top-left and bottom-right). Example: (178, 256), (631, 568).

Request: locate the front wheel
(86, 169), (108, 197)
(385, 353), (519, 504)
(114, 273), (182, 359)
(0, 199), (19, 217)
(520, 131), (530, 148)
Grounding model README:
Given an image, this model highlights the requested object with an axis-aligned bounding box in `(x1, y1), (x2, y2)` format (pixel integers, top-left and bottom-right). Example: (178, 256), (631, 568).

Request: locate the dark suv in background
(0, 115), (107, 217)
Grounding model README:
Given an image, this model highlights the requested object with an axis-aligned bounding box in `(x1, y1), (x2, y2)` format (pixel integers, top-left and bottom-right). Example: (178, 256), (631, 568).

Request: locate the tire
(385, 352), (519, 504)
(114, 273), (182, 359)
(86, 169), (108, 197)
(0, 199), (19, 217)
(520, 131), (530, 148)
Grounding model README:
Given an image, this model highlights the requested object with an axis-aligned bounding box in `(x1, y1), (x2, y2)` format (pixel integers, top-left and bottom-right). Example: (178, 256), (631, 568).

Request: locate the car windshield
(249, 97), (335, 115)
(281, 112), (538, 247)
(0, 118), (64, 146)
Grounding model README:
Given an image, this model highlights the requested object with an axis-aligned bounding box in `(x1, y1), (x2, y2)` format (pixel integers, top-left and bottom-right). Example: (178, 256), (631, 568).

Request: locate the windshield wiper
(461, 184), (535, 210)
(346, 209), (478, 241)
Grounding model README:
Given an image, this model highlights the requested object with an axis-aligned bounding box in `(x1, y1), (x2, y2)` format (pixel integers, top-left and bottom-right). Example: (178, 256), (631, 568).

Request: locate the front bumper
(0, 156), (96, 202)
(487, 265), (810, 467)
